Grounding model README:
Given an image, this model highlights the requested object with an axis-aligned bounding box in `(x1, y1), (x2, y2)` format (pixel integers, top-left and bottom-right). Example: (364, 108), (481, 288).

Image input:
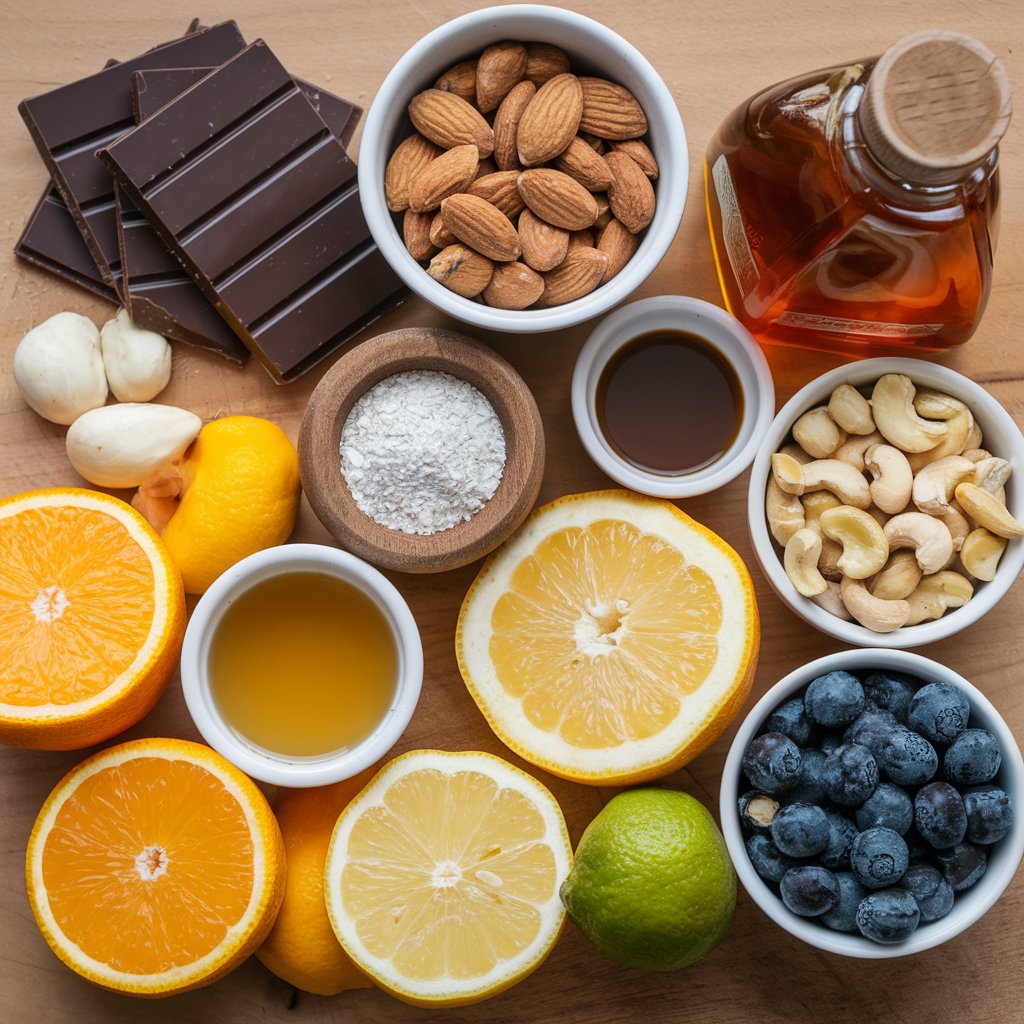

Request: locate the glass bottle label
(773, 311), (944, 338)
(711, 156), (759, 297)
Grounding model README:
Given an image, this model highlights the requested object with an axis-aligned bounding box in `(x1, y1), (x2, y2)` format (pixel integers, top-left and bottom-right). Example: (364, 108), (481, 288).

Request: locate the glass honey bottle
(705, 31), (1011, 355)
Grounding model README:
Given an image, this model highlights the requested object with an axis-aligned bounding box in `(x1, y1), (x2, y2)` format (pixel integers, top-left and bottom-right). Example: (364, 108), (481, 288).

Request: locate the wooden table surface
(2, 1), (1022, 1021)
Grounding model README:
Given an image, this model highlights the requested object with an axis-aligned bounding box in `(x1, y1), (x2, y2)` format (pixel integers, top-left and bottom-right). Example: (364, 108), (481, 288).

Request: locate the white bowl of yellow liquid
(181, 544), (423, 786)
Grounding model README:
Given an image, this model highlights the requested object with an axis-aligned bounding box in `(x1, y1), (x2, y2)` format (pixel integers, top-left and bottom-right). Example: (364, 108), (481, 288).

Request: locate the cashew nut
(811, 580), (853, 620)
(937, 503), (971, 557)
(962, 448), (992, 464)
(820, 506), (889, 579)
(907, 407), (974, 471)
(870, 550), (924, 601)
(960, 528), (1008, 582)
(792, 407), (847, 459)
(802, 491), (844, 581)
(784, 528), (828, 597)
(871, 374), (947, 453)
(834, 431), (885, 472)
(840, 576), (911, 633)
(955, 482), (1024, 538)
(828, 384), (875, 435)
(883, 512), (955, 574)
(911, 456), (976, 514)
(904, 572), (974, 626)
(770, 453), (871, 508)
(779, 442), (812, 465)
(912, 389), (967, 421)
(766, 477), (805, 546)
(865, 444), (913, 514)
(973, 457), (1012, 494)
(963, 419), (983, 452)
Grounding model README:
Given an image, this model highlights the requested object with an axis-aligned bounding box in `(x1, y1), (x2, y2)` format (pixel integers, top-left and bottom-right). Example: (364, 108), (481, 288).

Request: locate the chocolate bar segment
(101, 41), (405, 383)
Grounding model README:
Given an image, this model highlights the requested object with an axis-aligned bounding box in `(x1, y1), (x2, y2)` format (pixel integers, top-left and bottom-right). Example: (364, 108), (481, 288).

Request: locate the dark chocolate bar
(101, 41), (405, 383)
(18, 22), (247, 289)
(115, 67), (362, 363)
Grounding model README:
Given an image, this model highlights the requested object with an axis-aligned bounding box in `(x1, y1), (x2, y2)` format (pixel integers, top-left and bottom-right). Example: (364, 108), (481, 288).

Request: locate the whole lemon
(560, 789), (736, 971)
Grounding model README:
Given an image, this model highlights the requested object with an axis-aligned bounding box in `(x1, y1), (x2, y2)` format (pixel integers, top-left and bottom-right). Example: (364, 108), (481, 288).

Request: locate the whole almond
(475, 157), (499, 179)
(427, 244), (494, 297)
(568, 228), (595, 250)
(385, 134), (442, 212)
(518, 209), (569, 272)
(579, 131), (606, 153)
(408, 144), (479, 213)
(403, 209), (436, 261)
(467, 170), (527, 220)
(517, 73), (583, 166)
(493, 80), (536, 171)
(517, 168), (599, 230)
(430, 211), (456, 248)
(605, 150), (656, 233)
(440, 194), (521, 262)
(596, 217), (640, 282)
(409, 89), (495, 157)
(610, 138), (659, 179)
(555, 136), (614, 191)
(435, 59), (477, 104)
(537, 247), (608, 306)
(475, 41), (527, 112)
(593, 192), (612, 229)
(579, 77), (648, 140)
(525, 42), (571, 85)
(482, 262), (545, 309)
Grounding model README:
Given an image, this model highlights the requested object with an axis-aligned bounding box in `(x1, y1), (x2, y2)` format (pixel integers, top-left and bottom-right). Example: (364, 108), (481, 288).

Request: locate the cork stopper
(860, 30), (1012, 185)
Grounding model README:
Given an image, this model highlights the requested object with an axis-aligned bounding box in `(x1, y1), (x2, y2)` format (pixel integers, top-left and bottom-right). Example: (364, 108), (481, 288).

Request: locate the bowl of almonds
(357, 4), (687, 331)
(747, 358), (1024, 648)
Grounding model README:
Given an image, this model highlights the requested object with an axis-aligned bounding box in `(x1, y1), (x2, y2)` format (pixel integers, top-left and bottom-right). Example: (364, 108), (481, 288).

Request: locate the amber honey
(208, 572), (397, 758)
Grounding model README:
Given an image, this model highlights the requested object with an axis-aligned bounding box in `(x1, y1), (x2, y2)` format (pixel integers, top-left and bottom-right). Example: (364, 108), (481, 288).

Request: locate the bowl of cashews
(747, 358), (1024, 648)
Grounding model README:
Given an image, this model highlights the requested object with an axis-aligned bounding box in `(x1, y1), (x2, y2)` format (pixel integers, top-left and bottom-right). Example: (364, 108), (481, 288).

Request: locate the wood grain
(1, 1), (1022, 1022)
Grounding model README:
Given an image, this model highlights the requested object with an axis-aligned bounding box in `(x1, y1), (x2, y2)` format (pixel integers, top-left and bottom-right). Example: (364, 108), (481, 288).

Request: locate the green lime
(560, 788), (736, 971)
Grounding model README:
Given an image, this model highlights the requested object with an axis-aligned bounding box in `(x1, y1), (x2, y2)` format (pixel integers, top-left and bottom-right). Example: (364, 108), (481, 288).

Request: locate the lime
(560, 788), (736, 971)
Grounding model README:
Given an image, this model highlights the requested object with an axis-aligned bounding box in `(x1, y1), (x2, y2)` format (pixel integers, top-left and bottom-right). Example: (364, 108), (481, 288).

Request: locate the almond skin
(482, 262), (545, 309)
(610, 138), (659, 179)
(440, 194), (521, 262)
(385, 134), (442, 212)
(467, 170), (527, 220)
(555, 136), (614, 191)
(408, 145), (479, 213)
(475, 41), (527, 112)
(568, 228), (595, 250)
(596, 217), (640, 282)
(517, 73), (583, 166)
(403, 209), (436, 261)
(493, 80), (536, 171)
(524, 42), (571, 85)
(518, 209), (569, 272)
(435, 59), (477, 104)
(430, 212), (456, 248)
(427, 244), (494, 297)
(605, 150), (656, 233)
(578, 77), (649, 140)
(536, 247), (608, 306)
(517, 168), (599, 230)
(475, 157), (499, 179)
(409, 89), (495, 157)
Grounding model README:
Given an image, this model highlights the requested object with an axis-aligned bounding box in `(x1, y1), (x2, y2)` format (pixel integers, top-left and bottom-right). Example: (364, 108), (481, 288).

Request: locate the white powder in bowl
(340, 370), (506, 535)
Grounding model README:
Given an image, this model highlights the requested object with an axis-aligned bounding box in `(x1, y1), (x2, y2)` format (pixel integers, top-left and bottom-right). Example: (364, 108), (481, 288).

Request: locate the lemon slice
(324, 750), (571, 1007)
(457, 490), (760, 784)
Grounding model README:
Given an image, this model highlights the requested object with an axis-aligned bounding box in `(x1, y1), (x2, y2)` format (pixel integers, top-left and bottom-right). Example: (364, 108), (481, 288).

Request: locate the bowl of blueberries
(720, 648), (1023, 957)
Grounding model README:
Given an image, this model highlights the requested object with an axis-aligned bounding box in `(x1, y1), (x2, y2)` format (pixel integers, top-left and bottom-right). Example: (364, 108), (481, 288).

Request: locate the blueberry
(824, 742), (878, 806)
(745, 833), (798, 885)
(914, 781), (967, 849)
(944, 729), (1002, 786)
(780, 866), (840, 917)
(903, 826), (931, 862)
(902, 864), (955, 923)
(934, 842), (988, 892)
(850, 827), (909, 889)
(878, 727), (938, 786)
(805, 671), (866, 728)
(856, 888), (920, 943)
(964, 785), (1015, 845)
(856, 782), (914, 835)
(738, 791), (779, 834)
(770, 802), (831, 858)
(908, 682), (970, 746)
(820, 732), (843, 756)
(821, 872), (869, 933)
(820, 811), (859, 870)
(765, 697), (813, 746)
(862, 671), (919, 723)
(844, 707), (899, 757)
(783, 749), (828, 805)
(743, 732), (802, 794)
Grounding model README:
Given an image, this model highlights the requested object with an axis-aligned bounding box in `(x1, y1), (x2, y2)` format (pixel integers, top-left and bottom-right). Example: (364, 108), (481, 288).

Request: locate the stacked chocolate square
(15, 21), (405, 382)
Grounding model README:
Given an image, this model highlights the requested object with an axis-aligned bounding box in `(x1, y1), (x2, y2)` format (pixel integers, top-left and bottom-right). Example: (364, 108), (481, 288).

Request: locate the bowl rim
(747, 356), (1024, 647)
(180, 543), (424, 787)
(356, 3), (688, 333)
(720, 647), (1024, 958)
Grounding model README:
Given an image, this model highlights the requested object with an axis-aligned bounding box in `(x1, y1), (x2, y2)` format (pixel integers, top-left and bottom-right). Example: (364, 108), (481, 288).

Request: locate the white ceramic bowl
(748, 357), (1024, 647)
(358, 5), (687, 333)
(572, 296), (774, 497)
(721, 648), (1024, 958)
(180, 544), (423, 787)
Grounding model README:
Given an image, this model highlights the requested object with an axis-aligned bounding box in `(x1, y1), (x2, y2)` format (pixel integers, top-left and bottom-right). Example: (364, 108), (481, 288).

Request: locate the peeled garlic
(12, 312), (108, 424)
(66, 404), (202, 489)
(100, 308), (172, 402)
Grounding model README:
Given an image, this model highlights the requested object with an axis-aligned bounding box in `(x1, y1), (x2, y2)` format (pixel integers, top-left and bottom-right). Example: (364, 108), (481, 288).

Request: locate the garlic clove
(66, 404), (202, 489)
(100, 308), (172, 403)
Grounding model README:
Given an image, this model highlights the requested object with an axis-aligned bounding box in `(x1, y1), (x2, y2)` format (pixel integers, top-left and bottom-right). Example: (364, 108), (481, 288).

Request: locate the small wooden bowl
(299, 327), (545, 573)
